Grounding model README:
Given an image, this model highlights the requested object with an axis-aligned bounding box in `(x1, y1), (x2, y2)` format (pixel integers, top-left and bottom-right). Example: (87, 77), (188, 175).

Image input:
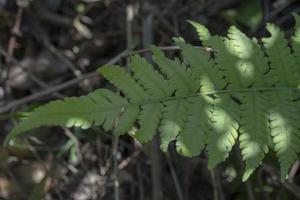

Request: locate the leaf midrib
(127, 87), (300, 108)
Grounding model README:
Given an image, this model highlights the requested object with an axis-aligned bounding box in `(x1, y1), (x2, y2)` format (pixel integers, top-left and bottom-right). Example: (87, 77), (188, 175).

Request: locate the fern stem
(246, 180), (255, 200)
(210, 170), (218, 200)
(142, 13), (164, 200)
(166, 152), (184, 200)
(112, 135), (120, 200)
(122, 87), (300, 108)
(111, 107), (124, 200)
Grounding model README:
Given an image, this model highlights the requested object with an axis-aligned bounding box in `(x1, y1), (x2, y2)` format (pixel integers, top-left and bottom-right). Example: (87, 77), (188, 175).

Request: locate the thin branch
(210, 170), (219, 200)
(166, 152), (184, 200)
(128, 45), (213, 56)
(112, 135), (119, 200)
(262, 164), (300, 199)
(129, 46), (180, 55)
(0, 49), (129, 114)
(245, 180), (255, 200)
(0, 71), (98, 114)
(63, 128), (83, 163)
(2, 6), (24, 104)
(0, 44), (184, 114)
(33, 1), (73, 27)
(142, 12), (164, 200)
(0, 45), (64, 98)
(6, 7), (23, 63)
(288, 160), (300, 183)
(137, 163), (145, 200)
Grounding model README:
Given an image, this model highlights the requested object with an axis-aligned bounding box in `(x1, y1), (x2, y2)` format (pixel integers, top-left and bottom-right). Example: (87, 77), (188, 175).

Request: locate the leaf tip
(187, 20), (211, 42)
(242, 169), (252, 182)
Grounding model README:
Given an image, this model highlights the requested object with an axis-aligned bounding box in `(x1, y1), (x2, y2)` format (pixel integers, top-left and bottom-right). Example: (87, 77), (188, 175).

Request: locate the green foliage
(5, 15), (300, 181)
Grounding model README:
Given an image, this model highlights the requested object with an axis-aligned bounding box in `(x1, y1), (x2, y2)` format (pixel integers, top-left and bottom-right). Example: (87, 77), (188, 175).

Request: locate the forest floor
(0, 0), (300, 199)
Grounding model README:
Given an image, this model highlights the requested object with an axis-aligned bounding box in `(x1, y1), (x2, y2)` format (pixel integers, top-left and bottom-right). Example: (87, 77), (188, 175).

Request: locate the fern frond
(268, 91), (300, 181)
(176, 96), (211, 157)
(227, 26), (268, 87)
(226, 26), (272, 179)
(5, 89), (128, 143)
(262, 24), (300, 180)
(151, 46), (198, 95)
(263, 23), (300, 87)
(129, 55), (173, 99)
(205, 36), (247, 88)
(292, 13), (300, 71)
(6, 16), (300, 182)
(188, 20), (211, 42)
(174, 39), (225, 92)
(159, 99), (188, 152)
(135, 103), (162, 143)
(114, 105), (140, 136)
(98, 65), (149, 102)
(240, 92), (269, 181)
(207, 94), (239, 169)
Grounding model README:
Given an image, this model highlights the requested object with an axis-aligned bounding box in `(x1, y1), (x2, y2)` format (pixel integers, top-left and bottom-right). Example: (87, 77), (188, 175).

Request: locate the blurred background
(0, 0), (300, 199)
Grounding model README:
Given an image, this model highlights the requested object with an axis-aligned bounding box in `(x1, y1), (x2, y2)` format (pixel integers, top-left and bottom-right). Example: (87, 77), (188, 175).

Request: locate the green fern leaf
(129, 54), (173, 99)
(262, 23), (300, 180)
(205, 35), (247, 88)
(98, 65), (149, 102)
(6, 16), (300, 182)
(227, 26), (269, 87)
(5, 89), (128, 144)
(188, 20), (211, 42)
(174, 39), (225, 92)
(226, 26), (271, 180)
(159, 99), (188, 152)
(268, 91), (300, 181)
(207, 94), (239, 169)
(135, 103), (162, 143)
(151, 46), (198, 95)
(292, 13), (300, 72)
(263, 23), (300, 87)
(240, 92), (269, 181)
(176, 96), (211, 156)
(114, 105), (140, 136)
(128, 55), (171, 142)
